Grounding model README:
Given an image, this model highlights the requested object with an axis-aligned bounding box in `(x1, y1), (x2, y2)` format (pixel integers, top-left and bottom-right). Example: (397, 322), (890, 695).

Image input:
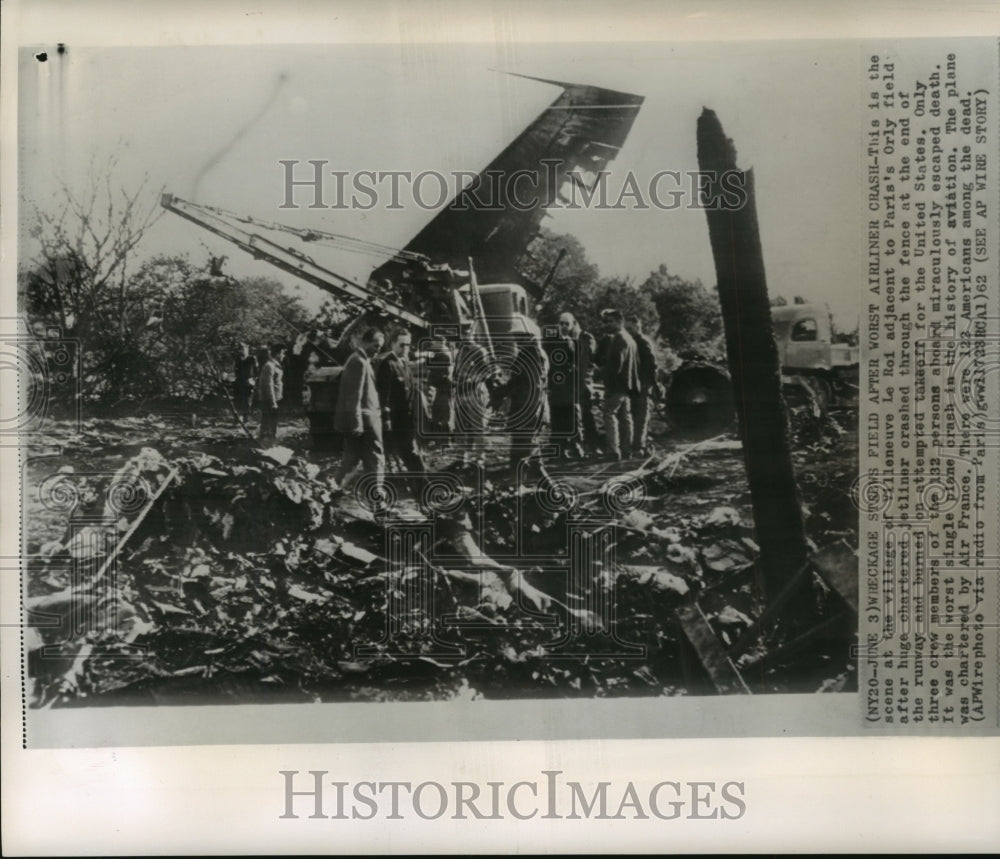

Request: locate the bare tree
(21, 157), (163, 400)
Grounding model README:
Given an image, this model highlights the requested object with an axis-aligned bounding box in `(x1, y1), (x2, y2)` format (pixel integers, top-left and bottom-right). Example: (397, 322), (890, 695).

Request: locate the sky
(18, 41), (864, 329)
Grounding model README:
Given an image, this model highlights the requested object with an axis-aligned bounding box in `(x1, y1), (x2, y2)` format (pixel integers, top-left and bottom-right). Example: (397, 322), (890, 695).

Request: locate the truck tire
(665, 363), (735, 438)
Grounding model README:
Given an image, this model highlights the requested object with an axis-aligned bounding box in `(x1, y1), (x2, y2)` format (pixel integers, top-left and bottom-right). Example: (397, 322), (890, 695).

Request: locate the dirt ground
(23, 402), (859, 706)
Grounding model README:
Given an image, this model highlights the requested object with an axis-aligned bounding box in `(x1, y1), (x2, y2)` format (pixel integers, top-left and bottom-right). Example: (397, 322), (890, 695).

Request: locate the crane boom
(160, 193), (430, 330)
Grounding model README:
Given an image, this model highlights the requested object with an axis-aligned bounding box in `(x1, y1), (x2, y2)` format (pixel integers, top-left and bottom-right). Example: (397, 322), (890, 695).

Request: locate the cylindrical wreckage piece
(696, 108), (809, 598)
(665, 361), (735, 437)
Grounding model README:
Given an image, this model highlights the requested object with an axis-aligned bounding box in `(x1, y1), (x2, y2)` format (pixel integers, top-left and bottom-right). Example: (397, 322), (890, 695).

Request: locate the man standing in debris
(233, 341), (258, 424)
(599, 309), (639, 461)
(504, 332), (551, 475)
(559, 312), (601, 457)
(333, 328), (387, 513)
(455, 322), (491, 468)
(425, 335), (455, 444)
(625, 315), (660, 456)
(257, 343), (286, 446)
(545, 322), (584, 459)
(376, 328), (428, 500)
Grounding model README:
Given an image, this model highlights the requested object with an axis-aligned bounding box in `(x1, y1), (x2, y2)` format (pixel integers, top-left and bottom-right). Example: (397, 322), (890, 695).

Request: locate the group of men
(548, 308), (660, 462)
(331, 326), (433, 503)
(229, 305), (660, 513)
(232, 341), (288, 446)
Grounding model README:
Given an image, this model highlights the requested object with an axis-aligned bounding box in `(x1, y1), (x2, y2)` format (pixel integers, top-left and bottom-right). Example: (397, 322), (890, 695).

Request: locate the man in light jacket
(333, 328), (387, 513)
(257, 343), (286, 445)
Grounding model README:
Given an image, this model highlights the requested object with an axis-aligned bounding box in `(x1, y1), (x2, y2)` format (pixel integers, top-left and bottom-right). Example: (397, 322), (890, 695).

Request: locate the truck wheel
(665, 363), (735, 438)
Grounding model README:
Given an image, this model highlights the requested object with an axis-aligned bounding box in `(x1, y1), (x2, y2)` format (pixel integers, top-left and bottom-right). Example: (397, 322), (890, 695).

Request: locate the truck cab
(770, 302), (858, 413)
(770, 303), (858, 372)
(474, 283), (541, 341)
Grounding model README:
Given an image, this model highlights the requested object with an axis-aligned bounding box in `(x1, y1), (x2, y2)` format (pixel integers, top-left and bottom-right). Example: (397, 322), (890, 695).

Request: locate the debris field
(24, 407), (858, 707)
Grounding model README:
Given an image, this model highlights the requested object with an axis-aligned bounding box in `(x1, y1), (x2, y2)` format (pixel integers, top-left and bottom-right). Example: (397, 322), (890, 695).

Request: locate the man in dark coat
(598, 309), (640, 460)
(375, 328), (428, 499)
(559, 312), (601, 456)
(233, 341), (258, 423)
(504, 333), (550, 474)
(625, 315), (659, 456)
(545, 325), (584, 459)
(425, 336), (455, 441)
(454, 325), (492, 467)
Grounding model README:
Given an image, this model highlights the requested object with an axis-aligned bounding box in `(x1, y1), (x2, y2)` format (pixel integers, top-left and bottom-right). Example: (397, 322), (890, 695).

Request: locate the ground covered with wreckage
(24, 405), (858, 707)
